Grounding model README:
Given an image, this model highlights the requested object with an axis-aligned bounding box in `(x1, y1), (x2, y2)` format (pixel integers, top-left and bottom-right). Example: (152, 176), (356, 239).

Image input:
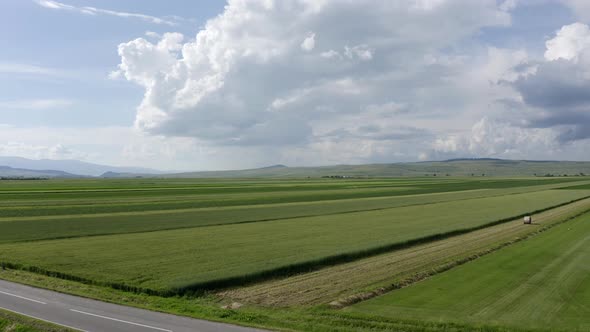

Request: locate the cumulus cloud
(513, 22), (590, 143)
(429, 118), (558, 160)
(114, 0), (510, 153)
(301, 32), (316, 51)
(6, 0), (590, 169)
(35, 0), (182, 26)
(544, 22), (590, 61)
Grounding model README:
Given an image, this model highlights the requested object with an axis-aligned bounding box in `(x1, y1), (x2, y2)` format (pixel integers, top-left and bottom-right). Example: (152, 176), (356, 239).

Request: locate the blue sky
(1, 1), (589, 170)
(0, 1), (223, 128)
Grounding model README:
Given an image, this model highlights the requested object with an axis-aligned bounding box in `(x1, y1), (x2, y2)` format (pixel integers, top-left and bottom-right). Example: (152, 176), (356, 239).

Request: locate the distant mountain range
(158, 159), (590, 178)
(0, 166), (78, 178)
(0, 156), (163, 177)
(1, 157), (590, 179)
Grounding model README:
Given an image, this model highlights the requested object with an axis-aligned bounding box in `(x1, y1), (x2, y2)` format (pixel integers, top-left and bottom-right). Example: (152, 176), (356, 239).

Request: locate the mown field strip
(0, 186), (415, 202)
(219, 197), (590, 307)
(2, 178), (585, 209)
(3, 182), (590, 245)
(349, 211), (590, 331)
(3, 178), (588, 212)
(0, 189), (588, 295)
(0, 187), (415, 216)
(0, 188), (572, 244)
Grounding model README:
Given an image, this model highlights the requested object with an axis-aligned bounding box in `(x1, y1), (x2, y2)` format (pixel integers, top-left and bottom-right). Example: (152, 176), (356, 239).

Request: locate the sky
(1, 0), (590, 171)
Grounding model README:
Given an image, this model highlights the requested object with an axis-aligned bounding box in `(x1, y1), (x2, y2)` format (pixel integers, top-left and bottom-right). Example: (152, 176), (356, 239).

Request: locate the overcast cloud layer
(1, 0), (590, 170)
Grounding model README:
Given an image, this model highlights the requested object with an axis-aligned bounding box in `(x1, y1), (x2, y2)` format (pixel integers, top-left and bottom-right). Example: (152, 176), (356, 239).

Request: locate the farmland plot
(220, 197), (590, 307)
(350, 212), (590, 331)
(1, 180), (587, 243)
(0, 188), (588, 294)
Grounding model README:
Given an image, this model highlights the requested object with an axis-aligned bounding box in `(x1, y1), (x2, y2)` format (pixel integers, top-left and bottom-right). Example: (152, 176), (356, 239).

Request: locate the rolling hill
(3, 157), (590, 179)
(0, 166), (79, 178)
(0, 156), (163, 177)
(162, 159), (590, 178)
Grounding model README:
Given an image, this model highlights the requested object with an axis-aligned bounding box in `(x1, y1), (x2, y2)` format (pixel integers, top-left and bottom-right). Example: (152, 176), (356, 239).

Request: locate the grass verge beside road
(0, 309), (73, 332)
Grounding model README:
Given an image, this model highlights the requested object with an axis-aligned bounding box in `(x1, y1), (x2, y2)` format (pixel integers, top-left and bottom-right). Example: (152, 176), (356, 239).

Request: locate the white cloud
(5, 1), (590, 169)
(509, 22), (590, 144)
(0, 99), (74, 110)
(301, 32), (316, 51)
(344, 44), (373, 61)
(320, 50), (341, 59)
(145, 31), (161, 39)
(482, 47), (534, 83)
(114, 0), (510, 152)
(429, 117), (558, 159)
(35, 0), (181, 26)
(545, 22), (590, 61)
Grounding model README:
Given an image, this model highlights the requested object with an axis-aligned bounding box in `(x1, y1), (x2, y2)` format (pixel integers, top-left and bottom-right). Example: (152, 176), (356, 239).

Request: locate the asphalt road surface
(0, 279), (267, 332)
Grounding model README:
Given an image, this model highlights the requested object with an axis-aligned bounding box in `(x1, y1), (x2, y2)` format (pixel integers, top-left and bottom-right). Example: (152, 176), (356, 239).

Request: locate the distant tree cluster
(0, 177), (49, 180)
(533, 173), (587, 177)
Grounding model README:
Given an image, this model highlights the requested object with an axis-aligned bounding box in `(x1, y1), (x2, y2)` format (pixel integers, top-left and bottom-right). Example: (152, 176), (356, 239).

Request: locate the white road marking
(0, 305), (89, 332)
(0, 290), (46, 305)
(70, 309), (173, 332)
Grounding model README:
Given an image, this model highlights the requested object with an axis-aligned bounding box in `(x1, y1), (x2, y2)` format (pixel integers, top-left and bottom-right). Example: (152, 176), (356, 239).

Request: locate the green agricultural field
(1, 176), (590, 332)
(220, 197), (590, 307)
(349, 211), (590, 331)
(0, 188), (588, 294)
(1, 180), (587, 243)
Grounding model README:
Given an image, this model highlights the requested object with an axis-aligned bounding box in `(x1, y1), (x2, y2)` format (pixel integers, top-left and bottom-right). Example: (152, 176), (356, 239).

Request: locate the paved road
(0, 279), (266, 332)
